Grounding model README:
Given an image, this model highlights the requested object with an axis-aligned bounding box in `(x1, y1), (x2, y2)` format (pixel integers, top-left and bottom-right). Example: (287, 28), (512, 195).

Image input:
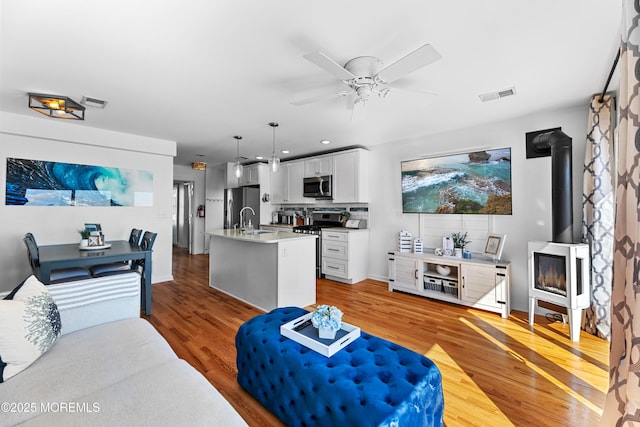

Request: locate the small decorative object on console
(442, 236), (454, 256)
(311, 305), (343, 339)
(413, 237), (423, 254)
(451, 232), (471, 258)
(484, 234), (506, 261)
(398, 230), (412, 253)
(436, 265), (451, 276)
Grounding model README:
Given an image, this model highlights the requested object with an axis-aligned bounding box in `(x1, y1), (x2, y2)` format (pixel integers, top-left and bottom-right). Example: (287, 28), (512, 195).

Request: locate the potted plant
(450, 232), (470, 257)
(311, 305), (343, 339)
(79, 229), (90, 247)
(340, 211), (351, 224)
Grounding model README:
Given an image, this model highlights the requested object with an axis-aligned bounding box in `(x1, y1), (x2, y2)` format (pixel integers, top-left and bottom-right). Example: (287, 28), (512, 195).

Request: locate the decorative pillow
(0, 275), (61, 382)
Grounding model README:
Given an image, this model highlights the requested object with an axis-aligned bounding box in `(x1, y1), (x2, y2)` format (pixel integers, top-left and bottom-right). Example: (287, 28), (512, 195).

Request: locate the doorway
(173, 181), (194, 254)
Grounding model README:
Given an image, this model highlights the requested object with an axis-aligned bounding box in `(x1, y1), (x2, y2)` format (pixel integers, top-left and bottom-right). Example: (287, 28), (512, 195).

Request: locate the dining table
(37, 240), (153, 315)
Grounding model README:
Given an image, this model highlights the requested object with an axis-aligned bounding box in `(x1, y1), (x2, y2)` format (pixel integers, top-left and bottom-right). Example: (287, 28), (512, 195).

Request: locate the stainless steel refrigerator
(224, 186), (260, 229)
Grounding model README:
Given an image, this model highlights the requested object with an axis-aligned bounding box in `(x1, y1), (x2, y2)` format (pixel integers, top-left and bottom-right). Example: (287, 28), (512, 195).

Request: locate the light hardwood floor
(146, 247), (609, 426)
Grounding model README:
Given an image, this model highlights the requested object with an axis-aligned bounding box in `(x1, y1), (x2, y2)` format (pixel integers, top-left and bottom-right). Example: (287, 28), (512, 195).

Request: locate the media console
(388, 251), (511, 318)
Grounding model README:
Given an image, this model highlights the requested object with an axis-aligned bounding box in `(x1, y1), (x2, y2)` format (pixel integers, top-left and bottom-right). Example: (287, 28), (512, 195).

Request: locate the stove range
(292, 225), (323, 235)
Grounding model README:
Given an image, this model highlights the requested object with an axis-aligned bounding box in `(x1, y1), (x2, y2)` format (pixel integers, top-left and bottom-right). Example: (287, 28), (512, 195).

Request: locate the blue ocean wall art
(5, 158), (153, 207)
(401, 147), (512, 214)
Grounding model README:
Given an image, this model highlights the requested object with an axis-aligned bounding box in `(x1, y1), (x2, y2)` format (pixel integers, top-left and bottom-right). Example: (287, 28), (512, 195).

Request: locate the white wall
(173, 164), (207, 254)
(0, 112), (176, 292)
(203, 163), (226, 253)
(367, 104), (588, 312)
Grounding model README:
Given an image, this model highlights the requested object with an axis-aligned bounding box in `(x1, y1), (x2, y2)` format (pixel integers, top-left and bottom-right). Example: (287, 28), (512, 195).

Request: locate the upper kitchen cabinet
(304, 156), (333, 177)
(225, 162), (240, 189)
(333, 149), (369, 203)
(270, 166), (286, 203)
(239, 163), (262, 187)
(270, 161), (314, 204)
(225, 162), (267, 188)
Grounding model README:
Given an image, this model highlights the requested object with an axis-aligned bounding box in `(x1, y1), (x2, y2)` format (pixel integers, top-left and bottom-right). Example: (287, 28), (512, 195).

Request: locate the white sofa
(1, 273), (247, 427)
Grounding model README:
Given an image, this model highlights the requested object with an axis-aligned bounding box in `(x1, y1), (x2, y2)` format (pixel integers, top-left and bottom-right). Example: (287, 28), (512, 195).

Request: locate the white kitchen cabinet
(240, 164), (260, 186)
(225, 162), (240, 188)
(388, 251), (511, 318)
(321, 229), (369, 284)
(270, 166), (286, 203)
(285, 161), (308, 203)
(304, 156), (333, 177)
(332, 149), (369, 203)
(270, 161), (314, 204)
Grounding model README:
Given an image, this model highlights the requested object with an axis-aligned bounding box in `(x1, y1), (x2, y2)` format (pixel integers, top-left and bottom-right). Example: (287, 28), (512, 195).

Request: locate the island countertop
(207, 229), (317, 243)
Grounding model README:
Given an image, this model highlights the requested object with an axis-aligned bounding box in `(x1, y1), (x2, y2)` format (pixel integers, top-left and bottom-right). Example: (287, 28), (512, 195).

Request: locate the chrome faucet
(239, 206), (255, 231)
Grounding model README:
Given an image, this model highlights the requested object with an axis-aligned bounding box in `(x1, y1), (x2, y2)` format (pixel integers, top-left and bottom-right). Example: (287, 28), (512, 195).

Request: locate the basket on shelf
(424, 276), (443, 292)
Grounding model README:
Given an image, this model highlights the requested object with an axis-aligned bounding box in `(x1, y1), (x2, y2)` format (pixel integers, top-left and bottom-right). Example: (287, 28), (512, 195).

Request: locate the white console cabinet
(388, 251), (511, 318)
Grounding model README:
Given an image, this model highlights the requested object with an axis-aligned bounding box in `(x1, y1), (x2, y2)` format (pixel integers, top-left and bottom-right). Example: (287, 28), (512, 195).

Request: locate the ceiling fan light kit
(294, 44), (442, 121)
(233, 135), (244, 178)
(268, 122), (280, 173)
(28, 93), (85, 120)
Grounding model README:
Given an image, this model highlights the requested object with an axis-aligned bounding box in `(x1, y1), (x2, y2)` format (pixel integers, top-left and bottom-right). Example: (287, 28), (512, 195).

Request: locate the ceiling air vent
(80, 96), (108, 109)
(479, 86), (516, 102)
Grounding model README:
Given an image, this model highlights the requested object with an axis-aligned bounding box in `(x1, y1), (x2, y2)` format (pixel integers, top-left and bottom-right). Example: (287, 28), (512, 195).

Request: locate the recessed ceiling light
(320, 140), (331, 145)
(256, 156), (264, 160)
(281, 150), (290, 154)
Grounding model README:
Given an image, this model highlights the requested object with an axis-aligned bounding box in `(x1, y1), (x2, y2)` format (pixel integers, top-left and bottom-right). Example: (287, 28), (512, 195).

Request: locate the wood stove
(528, 241), (590, 341)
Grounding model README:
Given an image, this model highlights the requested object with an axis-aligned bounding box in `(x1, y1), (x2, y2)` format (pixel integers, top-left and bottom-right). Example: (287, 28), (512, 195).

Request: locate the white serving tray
(79, 243), (112, 250)
(280, 313), (361, 357)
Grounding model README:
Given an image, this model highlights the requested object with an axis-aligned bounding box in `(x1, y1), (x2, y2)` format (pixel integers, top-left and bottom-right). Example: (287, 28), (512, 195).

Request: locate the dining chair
(23, 233), (92, 284)
(129, 228), (143, 246)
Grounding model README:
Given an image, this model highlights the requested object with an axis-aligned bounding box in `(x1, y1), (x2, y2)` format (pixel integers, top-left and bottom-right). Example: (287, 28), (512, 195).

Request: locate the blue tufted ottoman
(236, 307), (444, 427)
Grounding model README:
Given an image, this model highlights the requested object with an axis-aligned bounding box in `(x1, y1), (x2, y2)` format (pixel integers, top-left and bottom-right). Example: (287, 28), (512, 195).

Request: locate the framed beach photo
(483, 234), (506, 261)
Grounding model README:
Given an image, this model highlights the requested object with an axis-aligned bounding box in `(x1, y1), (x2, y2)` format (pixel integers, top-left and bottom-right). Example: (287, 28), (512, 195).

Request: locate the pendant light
(268, 122), (280, 173)
(233, 135), (244, 178)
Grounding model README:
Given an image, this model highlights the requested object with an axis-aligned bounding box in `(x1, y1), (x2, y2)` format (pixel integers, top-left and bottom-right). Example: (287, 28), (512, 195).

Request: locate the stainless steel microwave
(303, 175), (332, 199)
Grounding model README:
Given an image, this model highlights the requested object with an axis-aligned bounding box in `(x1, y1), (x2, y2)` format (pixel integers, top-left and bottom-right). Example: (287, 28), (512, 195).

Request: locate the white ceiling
(1, 1), (621, 167)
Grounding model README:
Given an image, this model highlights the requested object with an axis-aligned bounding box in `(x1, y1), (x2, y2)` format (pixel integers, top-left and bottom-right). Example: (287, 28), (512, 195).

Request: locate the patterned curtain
(601, 1), (640, 424)
(582, 94), (614, 341)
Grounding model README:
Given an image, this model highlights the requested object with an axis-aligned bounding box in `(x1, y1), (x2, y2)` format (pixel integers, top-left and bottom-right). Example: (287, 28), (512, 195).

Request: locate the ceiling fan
(292, 44), (442, 121)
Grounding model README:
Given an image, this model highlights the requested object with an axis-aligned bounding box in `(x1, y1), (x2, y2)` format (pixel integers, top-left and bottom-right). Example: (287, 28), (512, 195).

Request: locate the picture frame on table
(483, 234), (506, 261)
(84, 223), (102, 233)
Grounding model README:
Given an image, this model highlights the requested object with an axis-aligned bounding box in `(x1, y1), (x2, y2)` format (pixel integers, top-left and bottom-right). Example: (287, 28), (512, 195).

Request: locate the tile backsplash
(273, 203), (369, 225)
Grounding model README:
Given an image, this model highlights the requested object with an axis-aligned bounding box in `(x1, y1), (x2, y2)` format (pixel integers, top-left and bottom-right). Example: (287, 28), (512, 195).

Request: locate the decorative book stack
(398, 231), (412, 253)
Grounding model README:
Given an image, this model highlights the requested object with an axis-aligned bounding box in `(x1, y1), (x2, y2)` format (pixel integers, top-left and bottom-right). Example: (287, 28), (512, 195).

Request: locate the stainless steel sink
(242, 229), (273, 235)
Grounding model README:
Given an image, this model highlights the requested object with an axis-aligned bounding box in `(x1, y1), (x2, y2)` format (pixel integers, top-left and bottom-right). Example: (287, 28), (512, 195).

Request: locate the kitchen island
(207, 229), (317, 312)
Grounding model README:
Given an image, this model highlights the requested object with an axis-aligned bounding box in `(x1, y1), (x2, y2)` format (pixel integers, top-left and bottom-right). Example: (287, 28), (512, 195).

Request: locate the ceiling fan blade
(382, 86), (437, 107)
(291, 90), (353, 106)
(303, 52), (357, 81)
(351, 99), (367, 122)
(376, 44), (441, 84)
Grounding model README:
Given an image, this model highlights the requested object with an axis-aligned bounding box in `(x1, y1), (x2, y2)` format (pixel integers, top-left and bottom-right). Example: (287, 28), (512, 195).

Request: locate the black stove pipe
(532, 130), (574, 244)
